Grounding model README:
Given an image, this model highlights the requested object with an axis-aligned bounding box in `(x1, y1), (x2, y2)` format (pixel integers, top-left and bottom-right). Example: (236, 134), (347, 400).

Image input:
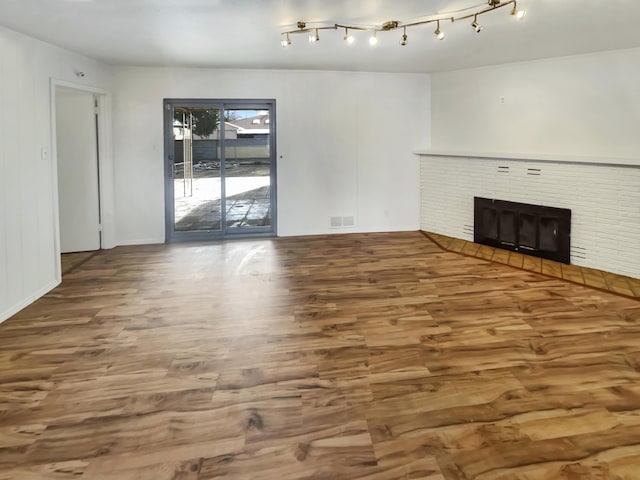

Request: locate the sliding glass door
(164, 99), (276, 242)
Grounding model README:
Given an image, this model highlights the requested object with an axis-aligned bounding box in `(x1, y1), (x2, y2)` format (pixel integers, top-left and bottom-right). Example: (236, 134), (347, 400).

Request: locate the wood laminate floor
(1, 231), (640, 479)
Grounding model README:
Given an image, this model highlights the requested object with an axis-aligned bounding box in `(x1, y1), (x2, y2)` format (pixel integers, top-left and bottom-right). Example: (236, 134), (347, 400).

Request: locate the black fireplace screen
(474, 197), (571, 264)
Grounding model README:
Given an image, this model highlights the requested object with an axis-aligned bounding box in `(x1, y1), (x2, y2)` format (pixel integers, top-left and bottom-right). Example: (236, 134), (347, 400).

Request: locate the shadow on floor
(61, 251), (99, 275)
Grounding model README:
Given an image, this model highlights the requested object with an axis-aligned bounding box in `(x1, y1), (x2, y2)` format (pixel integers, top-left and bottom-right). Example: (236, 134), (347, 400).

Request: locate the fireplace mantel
(414, 149), (640, 168)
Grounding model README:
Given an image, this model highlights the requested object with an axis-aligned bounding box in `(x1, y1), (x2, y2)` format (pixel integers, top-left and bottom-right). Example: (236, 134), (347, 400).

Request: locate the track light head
(511, 3), (527, 19)
(344, 28), (355, 44)
(471, 15), (482, 32)
(434, 20), (445, 40)
(369, 30), (378, 46)
(400, 27), (408, 46)
(309, 28), (320, 43)
(280, 33), (291, 48)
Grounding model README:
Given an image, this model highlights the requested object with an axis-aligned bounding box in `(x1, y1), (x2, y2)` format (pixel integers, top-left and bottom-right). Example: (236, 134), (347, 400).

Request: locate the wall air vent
(330, 216), (355, 228)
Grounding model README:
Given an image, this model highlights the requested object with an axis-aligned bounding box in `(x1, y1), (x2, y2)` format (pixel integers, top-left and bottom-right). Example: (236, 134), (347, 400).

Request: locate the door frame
(163, 98), (277, 242)
(50, 79), (114, 281)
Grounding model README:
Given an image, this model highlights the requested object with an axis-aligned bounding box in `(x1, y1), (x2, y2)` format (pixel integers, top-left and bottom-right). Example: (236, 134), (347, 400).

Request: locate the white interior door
(56, 88), (101, 253)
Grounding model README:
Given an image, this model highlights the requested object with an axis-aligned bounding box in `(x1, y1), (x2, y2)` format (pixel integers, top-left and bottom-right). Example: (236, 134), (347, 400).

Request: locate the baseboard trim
(116, 237), (165, 246)
(278, 225), (420, 237)
(0, 279), (61, 325)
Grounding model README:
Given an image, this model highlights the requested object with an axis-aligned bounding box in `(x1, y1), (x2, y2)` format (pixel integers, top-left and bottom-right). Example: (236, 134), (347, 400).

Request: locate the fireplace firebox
(474, 197), (571, 264)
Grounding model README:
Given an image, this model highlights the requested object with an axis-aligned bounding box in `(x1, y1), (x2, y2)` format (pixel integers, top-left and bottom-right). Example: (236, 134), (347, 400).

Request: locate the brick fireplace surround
(418, 151), (640, 281)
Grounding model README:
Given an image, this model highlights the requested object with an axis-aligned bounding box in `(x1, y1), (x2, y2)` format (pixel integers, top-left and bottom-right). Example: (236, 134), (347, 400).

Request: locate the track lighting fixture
(434, 20), (445, 40)
(369, 30), (378, 46)
(400, 27), (408, 46)
(471, 14), (482, 33)
(279, 0), (526, 48)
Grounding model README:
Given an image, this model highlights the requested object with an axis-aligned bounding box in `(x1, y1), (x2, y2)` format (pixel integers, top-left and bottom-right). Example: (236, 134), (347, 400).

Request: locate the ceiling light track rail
(280, 0), (526, 47)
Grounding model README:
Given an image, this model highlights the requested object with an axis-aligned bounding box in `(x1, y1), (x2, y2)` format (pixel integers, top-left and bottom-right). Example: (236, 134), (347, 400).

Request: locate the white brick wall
(420, 156), (640, 279)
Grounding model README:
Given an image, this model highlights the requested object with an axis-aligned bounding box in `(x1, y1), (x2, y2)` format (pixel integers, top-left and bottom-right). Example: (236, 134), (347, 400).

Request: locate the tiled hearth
(424, 231), (640, 299)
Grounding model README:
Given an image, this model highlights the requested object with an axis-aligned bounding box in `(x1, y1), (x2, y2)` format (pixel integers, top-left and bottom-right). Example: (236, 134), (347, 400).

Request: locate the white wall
(0, 26), (112, 323)
(422, 47), (640, 279)
(112, 67), (430, 243)
(430, 47), (640, 158)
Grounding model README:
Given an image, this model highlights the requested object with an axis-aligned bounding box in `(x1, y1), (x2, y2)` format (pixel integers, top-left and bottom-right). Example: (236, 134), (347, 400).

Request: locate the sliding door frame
(163, 98), (277, 242)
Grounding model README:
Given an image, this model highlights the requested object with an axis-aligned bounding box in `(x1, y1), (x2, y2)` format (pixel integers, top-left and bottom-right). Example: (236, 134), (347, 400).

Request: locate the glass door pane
(223, 108), (272, 230)
(172, 107), (222, 232)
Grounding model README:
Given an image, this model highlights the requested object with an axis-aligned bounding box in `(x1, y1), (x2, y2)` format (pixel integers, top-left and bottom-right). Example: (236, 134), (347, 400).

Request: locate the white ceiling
(2, 0), (640, 73)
